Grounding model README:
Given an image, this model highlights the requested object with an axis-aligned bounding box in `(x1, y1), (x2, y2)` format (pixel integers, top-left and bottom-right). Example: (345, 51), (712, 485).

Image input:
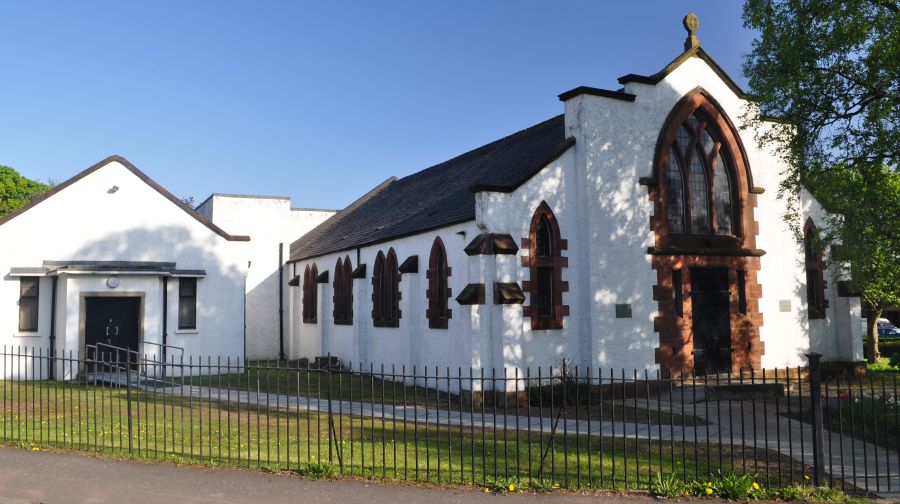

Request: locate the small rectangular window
(672, 269), (683, 317)
(737, 270), (747, 315)
(178, 278), (197, 330)
(18, 277), (40, 332)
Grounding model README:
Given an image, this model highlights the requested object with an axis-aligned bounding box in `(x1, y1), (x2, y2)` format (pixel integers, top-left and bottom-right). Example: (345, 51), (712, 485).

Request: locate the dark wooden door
(690, 268), (732, 374)
(85, 297), (141, 367)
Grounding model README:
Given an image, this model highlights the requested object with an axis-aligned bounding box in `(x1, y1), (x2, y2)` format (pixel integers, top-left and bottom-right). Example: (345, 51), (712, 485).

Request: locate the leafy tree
(742, 0), (899, 362)
(0, 166), (51, 218)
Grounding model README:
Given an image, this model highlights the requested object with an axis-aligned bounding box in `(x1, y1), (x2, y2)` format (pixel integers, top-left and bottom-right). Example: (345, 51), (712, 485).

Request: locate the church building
(286, 15), (865, 377)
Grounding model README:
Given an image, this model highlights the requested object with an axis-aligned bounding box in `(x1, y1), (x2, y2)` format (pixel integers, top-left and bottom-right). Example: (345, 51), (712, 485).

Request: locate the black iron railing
(0, 346), (897, 494)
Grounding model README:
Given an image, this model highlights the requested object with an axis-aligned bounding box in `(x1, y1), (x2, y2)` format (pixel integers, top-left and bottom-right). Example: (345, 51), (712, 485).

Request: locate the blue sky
(0, 1), (754, 210)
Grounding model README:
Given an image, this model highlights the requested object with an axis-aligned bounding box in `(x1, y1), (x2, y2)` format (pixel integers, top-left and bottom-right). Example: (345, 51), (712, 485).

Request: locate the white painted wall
(197, 195), (334, 359)
(0, 160), (249, 378)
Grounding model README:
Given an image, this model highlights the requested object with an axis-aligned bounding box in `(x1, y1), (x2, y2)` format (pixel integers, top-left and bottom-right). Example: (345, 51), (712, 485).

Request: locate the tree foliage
(742, 0), (899, 361)
(0, 165), (51, 218)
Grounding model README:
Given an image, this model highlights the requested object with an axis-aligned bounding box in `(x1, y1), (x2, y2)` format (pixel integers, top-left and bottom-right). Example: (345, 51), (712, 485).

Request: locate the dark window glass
(536, 267), (555, 320)
(303, 265), (318, 323)
(435, 250), (447, 319)
(536, 217), (553, 257)
(714, 152), (733, 235)
(18, 277), (39, 332)
(427, 238), (451, 329)
(688, 147), (710, 234)
(666, 147), (686, 233)
(178, 278), (197, 330)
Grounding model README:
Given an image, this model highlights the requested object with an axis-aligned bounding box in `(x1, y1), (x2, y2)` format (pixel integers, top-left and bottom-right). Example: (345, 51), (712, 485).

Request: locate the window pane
(536, 216), (553, 257)
(688, 147), (710, 234)
(675, 125), (692, 154)
(19, 298), (38, 332)
(666, 147), (686, 233)
(179, 278), (197, 329)
(20, 278), (39, 298)
(686, 114), (700, 131)
(536, 267), (554, 320)
(714, 152), (733, 235)
(698, 129), (715, 157)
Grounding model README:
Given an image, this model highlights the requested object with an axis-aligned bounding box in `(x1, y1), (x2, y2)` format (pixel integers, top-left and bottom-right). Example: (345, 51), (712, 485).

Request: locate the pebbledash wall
(0, 158), (250, 378)
(287, 43), (864, 382)
(197, 195), (335, 360)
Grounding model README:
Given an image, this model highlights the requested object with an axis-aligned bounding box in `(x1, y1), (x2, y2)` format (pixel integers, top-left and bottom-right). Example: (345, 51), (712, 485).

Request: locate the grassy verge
(1, 380), (797, 490)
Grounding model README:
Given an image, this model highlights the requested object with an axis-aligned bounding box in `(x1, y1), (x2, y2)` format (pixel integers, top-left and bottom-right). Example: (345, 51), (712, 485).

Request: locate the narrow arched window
(372, 252), (384, 323)
(303, 264), (318, 323)
(426, 237), (452, 329)
(333, 256), (353, 325)
(663, 108), (738, 239)
(523, 201), (568, 330)
(372, 249), (400, 327)
(804, 220), (827, 319)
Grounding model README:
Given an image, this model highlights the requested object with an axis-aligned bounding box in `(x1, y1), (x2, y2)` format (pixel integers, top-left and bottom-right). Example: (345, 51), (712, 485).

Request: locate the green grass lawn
(191, 364), (703, 426)
(0, 380), (801, 491)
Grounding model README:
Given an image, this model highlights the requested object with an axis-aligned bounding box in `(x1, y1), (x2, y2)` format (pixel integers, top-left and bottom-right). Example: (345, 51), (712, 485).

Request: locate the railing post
(806, 352), (825, 485)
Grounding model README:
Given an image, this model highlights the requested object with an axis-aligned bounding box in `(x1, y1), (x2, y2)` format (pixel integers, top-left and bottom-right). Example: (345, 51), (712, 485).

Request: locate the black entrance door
(85, 297), (141, 367)
(690, 269), (732, 374)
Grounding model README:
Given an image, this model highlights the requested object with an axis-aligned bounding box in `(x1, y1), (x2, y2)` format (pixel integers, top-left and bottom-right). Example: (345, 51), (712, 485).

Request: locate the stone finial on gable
(683, 13), (700, 51)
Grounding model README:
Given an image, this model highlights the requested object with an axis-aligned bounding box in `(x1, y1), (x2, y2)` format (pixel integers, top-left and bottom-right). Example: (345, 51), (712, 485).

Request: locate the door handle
(105, 327), (110, 336)
(115, 326), (119, 336)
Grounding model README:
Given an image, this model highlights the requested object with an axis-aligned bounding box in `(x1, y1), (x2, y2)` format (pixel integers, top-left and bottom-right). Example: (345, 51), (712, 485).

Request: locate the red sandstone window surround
(804, 220), (828, 319)
(333, 256), (353, 325)
(426, 237), (452, 329)
(522, 201), (569, 330)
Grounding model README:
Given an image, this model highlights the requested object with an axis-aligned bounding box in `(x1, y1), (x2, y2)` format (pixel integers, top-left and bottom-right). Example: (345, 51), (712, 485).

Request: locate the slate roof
(289, 115), (572, 262)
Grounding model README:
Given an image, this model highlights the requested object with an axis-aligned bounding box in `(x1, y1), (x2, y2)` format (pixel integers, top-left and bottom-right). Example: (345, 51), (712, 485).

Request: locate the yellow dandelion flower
(752, 482), (760, 490)
(483, 488), (490, 493)
(706, 481), (712, 487)
(803, 475), (810, 481)
(31, 447), (40, 452)
(705, 488), (713, 495)
(508, 484), (515, 491)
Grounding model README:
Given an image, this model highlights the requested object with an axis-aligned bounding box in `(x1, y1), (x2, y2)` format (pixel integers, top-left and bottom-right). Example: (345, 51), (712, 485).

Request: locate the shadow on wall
(64, 225), (246, 356)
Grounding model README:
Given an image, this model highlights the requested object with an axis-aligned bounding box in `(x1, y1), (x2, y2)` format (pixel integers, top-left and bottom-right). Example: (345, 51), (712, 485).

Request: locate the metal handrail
(142, 341), (185, 357)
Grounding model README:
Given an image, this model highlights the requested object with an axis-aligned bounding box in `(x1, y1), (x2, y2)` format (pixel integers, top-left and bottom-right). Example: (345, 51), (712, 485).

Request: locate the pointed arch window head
(372, 248), (400, 327)
(426, 237), (452, 329)
(662, 105), (740, 242)
(333, 256), (353, 325)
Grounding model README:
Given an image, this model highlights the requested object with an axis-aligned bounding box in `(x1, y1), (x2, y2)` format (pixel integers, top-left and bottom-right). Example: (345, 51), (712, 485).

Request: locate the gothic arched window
(523, 201), (569, 330)
(804, 220), (828, 319)
(302, 263), (318, 324)
(372, 249), (400, 327)
(426, 237), (452, 329)
(664, 109), (737, 239)
(333, 256), (353, 325)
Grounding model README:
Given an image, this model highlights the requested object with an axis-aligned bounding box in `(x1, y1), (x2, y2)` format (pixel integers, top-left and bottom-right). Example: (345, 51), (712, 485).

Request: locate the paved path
(0, 446), (657, 504)
(156, 383), (900, 499)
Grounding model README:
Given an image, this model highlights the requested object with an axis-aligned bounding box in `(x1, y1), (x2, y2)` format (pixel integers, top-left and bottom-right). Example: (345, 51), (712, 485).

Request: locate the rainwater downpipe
(49, 276), (58, 380)
(278, 243), (285, 361)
